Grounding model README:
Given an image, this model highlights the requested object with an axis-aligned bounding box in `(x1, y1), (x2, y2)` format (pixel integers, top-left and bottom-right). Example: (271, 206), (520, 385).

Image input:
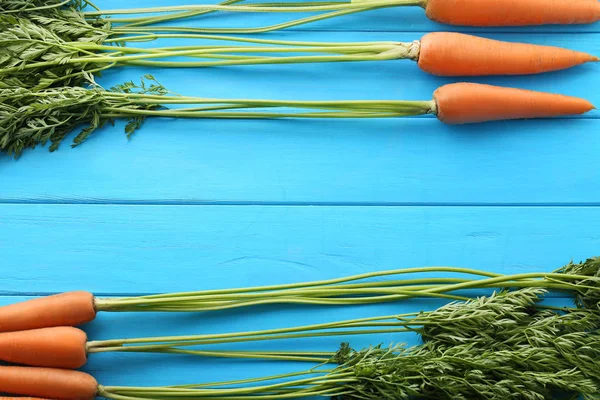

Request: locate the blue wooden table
(1, 0), (599, 395)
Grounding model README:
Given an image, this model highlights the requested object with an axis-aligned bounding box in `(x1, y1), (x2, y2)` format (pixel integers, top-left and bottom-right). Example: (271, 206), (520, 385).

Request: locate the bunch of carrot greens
(0, 0), (598, 157)
(1, 282), (600, 398)
(0, 258), (600, 392)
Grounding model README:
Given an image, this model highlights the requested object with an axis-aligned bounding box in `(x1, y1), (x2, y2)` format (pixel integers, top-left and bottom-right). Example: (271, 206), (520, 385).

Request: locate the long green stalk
(0, 77), (439, 157)
(98, 265), (502, 303)
(85, 288), (556, 355)
(0, 1), (425, 90)
(109, 7), (383, 35)
(93, 258), (600, 312)
(86, 312), (416, 350)
(84, 1), (390, 15)
(81, 0), (425, 35)
(0, 18), (419, 88)
(94, 289), (600, 400)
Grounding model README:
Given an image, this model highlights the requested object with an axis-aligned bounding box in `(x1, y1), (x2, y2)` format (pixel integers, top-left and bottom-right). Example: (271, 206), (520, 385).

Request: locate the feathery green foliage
(0, 13), (110, 89)
(555, 257), (600, 310)
(332, 342), (598, 400)
(0, 77), (433, 157)
(0, 76), (166, 157)
(415, 287), (542, 345)
(332, 292), (600, 400)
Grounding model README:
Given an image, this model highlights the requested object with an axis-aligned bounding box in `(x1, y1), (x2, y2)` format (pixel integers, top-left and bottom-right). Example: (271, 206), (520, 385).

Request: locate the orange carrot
(0, 398), (53, 400)
(425, 0), (600, 26)
(0, 292), (96, 333)
(0, 327), (87, 369)
(0, 366), (97, 400)
(418, 32), (598, 76)
(434, 83), (595, 124)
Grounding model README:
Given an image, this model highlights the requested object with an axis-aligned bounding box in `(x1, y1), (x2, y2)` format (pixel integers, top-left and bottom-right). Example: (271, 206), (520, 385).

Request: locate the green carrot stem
(98, 291), (467, 313)
(102, 389), (343, 400)
(88, 311), (418, 348)
(102, 278), (471, 304)
(168, 369), (335, 389)
(106, 272), (593, 311)
(95, 266), (502, 310)
(75, 44), (394, 62)
(94, 285), (451, 306)
(96, 280), (587, 312)
(101, 108), (422, 119)
(109, 7), (380, 35)
(88, 328), (411, 350)
(98, 279), (576, 308)
(89, 304), (536, 352)
(9, 42), (403, 72)
(95, 42), (391, 55)
(106, 0), (353, 27)
(83, 1), (415, 16)
(100, 348), (332, 363)
(74, 45), (299, 62)
(117, 52), (395, 68)
(109, 0), (249, 32)
(105, 33), (397, 48)
(105, 371), (354, 395)
(419, 272), (600, 297)
(99, 286), (467, 309)
(101, 95), (431, 110)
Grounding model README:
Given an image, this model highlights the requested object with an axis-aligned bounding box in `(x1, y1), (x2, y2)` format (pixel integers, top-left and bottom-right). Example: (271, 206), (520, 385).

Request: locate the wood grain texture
(0, 204), (597, 294)
(2, 117), (598, 204)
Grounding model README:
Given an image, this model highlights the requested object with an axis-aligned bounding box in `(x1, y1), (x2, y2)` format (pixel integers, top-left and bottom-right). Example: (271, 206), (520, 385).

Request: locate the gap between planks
(3, 201), (600, 206)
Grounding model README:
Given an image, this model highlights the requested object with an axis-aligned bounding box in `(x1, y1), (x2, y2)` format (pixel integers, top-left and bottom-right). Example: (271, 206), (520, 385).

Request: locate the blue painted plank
(1, 32), (598, 204)
(0, 204), (597, 294)
(1, 118), (599, 204)
(95, 0), (600, 33)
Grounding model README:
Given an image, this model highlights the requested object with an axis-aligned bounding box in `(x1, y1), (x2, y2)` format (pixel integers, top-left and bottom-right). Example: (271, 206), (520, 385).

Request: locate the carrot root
(433, 83), (595, 124)
(0, 292), (96, 332)
(425, 0), (600, 26)
(418, 32), (598, 76)
(0, 327), (88, 369)
(0, 398), (53, 400)
(0, 366), (97, 400)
